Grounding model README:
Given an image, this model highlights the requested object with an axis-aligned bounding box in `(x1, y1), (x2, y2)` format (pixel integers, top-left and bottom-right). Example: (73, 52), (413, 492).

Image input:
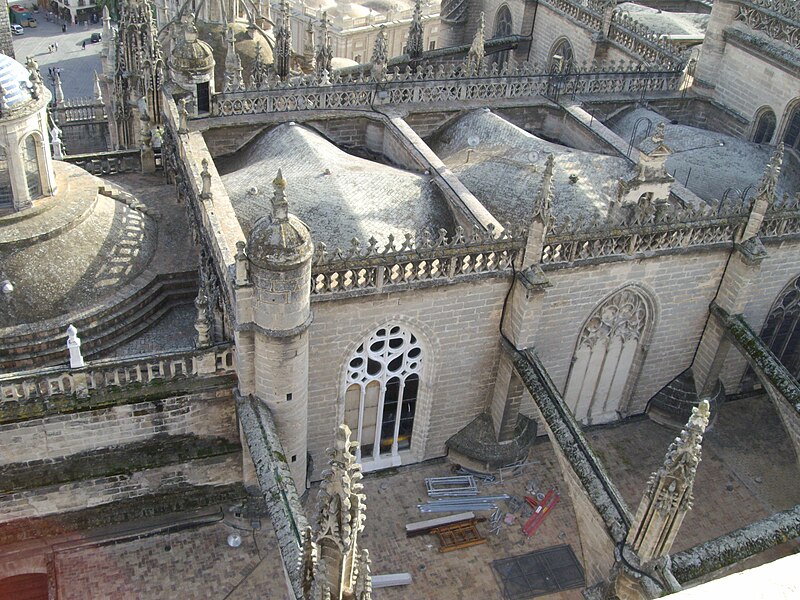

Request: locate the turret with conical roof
(241, 169), (313, 488)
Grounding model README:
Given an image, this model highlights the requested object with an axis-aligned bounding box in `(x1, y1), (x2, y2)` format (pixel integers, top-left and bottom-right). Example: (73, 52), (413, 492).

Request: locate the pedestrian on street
(55, 42), (58, 51)
(82, 40), (86, 50)
(62, 24), (66, 32)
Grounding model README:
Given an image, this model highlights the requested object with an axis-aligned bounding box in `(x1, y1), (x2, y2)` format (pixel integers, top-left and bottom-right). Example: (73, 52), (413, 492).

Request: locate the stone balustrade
(0, 345), (235, 405)
(736, 0), (800, 50)
(53, 97), (106, 123)
(64, 149), (142, 175)
(608, 12), (688, 67)
(540, 0), (605, 31)
(310, 226), (523, 298)
(211, 64), (685, 117)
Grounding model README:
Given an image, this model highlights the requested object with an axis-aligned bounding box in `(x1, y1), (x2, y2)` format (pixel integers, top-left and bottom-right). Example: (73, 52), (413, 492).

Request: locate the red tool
(522, 488), (560, 537)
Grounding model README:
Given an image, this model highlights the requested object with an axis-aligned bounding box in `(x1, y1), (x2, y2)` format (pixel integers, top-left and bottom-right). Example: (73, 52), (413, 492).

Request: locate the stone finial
(0, 82), (8, 115)
(739, 143), (784, 243)
(93, 71), (104, 103)
(626, 400), (710, 562)
(66, 325), (85, 368)
(271, 169), (289, 222)
(651, 122), (666, 146)
(407, 0), (425, 66)
(251, 42), (268, 89)
(274, 0), (292, 80)
(54, 71), (65, 105)
(466, 13), (486, 74)
(51, 124), (65, 160)
(26, 56), (43, 99)
(178, 97), (189, 133)
(200, 158), (212, 200)
(235, 240), (250, 285)
(194, 292), (211, 347)
(371, 26), (389, 80)
(315, 12), (333, 77)
(302, 424), (370, 599)
(224, 25), (246, 92)
(532, 153), (555, 226)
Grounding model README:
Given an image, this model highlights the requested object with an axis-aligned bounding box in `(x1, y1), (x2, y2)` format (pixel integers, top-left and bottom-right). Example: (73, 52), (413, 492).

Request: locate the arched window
(23, 135), (41, 200)
(549, 38), (574, 73)
(760, 275), (800, 379)
(344, 325), (422, 469)
(493, 5), (513, 68)
(563, 287), (653, 425)
(0, 146), (12, 211)
(783, 103), (800, 151)
(752, 108), (777, 144)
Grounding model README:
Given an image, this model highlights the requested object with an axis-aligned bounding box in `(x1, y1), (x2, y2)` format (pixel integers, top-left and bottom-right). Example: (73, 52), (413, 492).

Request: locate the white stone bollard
(66, 324), (85, 368)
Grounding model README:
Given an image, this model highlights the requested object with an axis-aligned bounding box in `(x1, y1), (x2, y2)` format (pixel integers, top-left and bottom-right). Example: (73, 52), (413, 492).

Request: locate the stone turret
(0, 55), (56, 214)
(168, 9), (216, 114)
(244, 170), (313, 487)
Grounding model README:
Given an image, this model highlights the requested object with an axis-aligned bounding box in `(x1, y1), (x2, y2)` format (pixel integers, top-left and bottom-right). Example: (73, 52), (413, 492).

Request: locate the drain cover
(492, 544), (585, 599)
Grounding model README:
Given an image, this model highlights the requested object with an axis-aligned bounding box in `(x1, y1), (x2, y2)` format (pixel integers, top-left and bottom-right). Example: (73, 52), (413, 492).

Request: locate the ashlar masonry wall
(518, 250), (730, 417)
(718, 240), (800, 394)
(306, 277), (511, 479)
(530, 4), (597, 67)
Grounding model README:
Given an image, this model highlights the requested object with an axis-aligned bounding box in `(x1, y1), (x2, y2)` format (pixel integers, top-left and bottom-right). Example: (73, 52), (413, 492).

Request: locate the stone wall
(719, 241), (800, 394)
(203, 124), (270, 157)
(0, 8), (14, 59)
(519, 250), (730, 417)
(0, 390), (238, 465)
(306, 277), (511, 478)
(530, 3), (598, 66)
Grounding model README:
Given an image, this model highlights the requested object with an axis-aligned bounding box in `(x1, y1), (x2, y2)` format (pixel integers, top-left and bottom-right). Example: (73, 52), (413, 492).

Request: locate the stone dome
(0, 55), (34, 110)
(169, 27), (216, 75)
(247, 171), (312, 269)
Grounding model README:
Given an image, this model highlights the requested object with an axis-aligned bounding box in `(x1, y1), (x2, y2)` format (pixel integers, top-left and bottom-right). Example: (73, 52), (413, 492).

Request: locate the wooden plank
(405, 512), (476, 537)
(372, 573), (413, 588)
(433, 521), (486, 552)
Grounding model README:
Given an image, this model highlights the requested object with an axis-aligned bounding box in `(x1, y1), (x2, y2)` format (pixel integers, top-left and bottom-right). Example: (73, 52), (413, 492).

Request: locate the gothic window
(563, 287), (652, 425)
(752, 108), (777, 144)
(549, 38), (574, 73)
(493, 6), (513, 68)
(23, 135), (41, 200)
(0, 146), (12, 211)
(344, 325), (422, 469)
(783, 102), (800, 151)
(760, 275), (800, 380)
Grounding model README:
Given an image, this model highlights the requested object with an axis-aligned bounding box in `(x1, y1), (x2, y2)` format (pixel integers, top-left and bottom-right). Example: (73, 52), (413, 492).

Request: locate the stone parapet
(736, 0), (800, 51)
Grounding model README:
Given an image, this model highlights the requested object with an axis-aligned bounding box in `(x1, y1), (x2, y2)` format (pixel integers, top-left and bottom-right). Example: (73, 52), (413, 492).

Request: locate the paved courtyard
(9, 395), (798, 599)
(10, 14), (104, 100)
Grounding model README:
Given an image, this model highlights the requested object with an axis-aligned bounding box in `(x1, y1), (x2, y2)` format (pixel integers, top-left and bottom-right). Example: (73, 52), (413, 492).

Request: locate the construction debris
(372, 573), (413, 588)
(523, 489), (560, 537)
(405, 512), (476, 537)
(425, 475), (479, 497)
(431, 520), (486, 552)
(418, 494), (511, 513)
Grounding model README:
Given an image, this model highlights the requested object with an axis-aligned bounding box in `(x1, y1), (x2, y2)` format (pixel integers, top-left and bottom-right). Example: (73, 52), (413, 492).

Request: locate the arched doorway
(22, 134), (42, 200)
(752, 108), (777, 144)
(563, 287), (653, 425)
(493, 5), (513, 69)
(343, 324), (422, 470)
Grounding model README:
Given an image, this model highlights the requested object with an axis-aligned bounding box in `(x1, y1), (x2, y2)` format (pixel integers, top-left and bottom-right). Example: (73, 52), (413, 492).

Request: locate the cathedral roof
(428, 110), (635, 225)
(0, 55), (33, 110)
(610, 108), (800, 203)
(217, 123), (455, 249)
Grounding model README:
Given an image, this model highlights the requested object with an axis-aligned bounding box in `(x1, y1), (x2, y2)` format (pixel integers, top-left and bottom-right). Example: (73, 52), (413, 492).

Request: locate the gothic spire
(466, 12), (485, 74)
(407, 0), (425, 68)
(93, 71), (104, 103)
(626, 400), (710, 562)
(272, 169), (289, 222)
(223, 25), (245, 92)
(275, 0), (292, 80)
(301, 425), (371, 600)
(739, 143), (784, 243)
(371, 26), (388, 80)
(315, 12), (333, 77)
(532, 153), (555, 226)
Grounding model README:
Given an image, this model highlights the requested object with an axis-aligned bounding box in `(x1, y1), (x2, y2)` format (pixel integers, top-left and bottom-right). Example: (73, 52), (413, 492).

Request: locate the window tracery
(344, 325), (421, 467)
